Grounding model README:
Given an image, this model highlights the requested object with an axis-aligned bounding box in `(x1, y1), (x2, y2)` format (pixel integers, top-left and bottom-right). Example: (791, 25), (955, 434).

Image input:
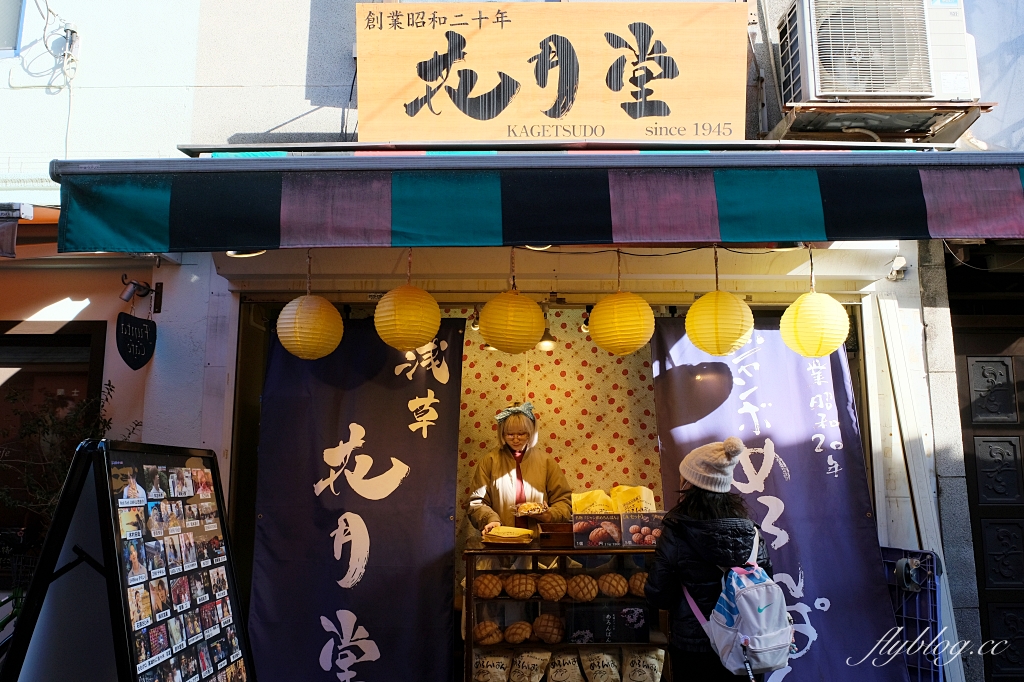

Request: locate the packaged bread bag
(571, 491), (616, 514)
(621, 648), (665, 682)
(508, 649), (551, 682)
(609, 485), (656, 513)
(473, 649), (512, 682)
(547, 650), (585, 682)
(580, 649), (621, 682)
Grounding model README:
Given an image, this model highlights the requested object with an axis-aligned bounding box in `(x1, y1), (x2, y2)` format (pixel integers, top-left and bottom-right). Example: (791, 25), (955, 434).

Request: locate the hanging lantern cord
(407, 247), (413, 286)
(616, 250), (622, 292)
(713, 244), (720, 291)
(808, 245), (815, 293)
(306, 249), (312, 297)
(510, 247), (517, 291)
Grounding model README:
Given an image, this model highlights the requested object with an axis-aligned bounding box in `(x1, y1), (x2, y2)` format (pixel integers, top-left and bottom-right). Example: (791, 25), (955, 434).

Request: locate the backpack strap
(683, 528), (761, 623)
(682, 586), (708, 626)
(731, 528), (761, 576)
(747, 528), (760, 566)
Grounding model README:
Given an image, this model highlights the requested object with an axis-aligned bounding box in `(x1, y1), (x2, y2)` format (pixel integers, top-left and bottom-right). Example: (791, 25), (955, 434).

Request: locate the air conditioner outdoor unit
(777, 0), (980, 104)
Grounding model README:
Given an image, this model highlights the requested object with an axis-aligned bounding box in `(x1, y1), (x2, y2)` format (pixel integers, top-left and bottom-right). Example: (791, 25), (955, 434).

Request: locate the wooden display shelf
(473, 595), (649, 604)
(466, 540), (656, 557)
(463, 541), (661, 681)
(474, 639), (668, 650)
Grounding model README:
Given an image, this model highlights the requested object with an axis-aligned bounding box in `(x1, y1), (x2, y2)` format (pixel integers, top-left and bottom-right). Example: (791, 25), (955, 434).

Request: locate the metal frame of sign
(0, 440), (257, 682)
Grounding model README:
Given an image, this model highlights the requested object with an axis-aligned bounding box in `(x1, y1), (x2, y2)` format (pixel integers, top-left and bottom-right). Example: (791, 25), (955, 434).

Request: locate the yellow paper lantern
(685, 291), (754, 356)
(780, 292), (850, 357)
(277, 295), (344, 360)
(479, 290), (545, 354)
(589, 292), (655, 356)
(374, 285), (441, 351)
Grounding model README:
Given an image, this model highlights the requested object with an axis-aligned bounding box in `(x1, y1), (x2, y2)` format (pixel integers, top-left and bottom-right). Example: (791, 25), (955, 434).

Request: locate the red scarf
(511, 448), (528, 529)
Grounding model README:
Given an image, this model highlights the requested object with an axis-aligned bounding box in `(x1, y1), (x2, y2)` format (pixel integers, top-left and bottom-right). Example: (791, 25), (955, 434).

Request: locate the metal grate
(880, 548), (942, 682)
(813, 0), (932, 96)
(778, 2), (804, 104)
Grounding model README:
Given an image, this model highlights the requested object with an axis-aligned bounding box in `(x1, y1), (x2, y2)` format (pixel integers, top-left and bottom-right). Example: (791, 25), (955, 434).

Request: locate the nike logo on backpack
(757, 604), (772, 613)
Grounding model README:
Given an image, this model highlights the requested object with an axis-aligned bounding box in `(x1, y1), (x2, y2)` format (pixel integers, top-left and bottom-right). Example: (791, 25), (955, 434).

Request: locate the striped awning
(52, 152), (1024, 253)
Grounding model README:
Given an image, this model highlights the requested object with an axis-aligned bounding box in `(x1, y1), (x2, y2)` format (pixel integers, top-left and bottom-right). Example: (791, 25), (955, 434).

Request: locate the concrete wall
(918, 240), (983, 682)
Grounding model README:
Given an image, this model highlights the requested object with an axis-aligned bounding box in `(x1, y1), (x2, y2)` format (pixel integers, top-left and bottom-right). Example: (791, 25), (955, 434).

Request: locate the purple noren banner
(651, 318), (909, 682)
(249, 319), (464, 681)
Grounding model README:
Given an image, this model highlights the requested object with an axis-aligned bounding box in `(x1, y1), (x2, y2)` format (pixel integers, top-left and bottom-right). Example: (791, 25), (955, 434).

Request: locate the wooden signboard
(0, 441), (255, 682)
(356, 2), (747, 143)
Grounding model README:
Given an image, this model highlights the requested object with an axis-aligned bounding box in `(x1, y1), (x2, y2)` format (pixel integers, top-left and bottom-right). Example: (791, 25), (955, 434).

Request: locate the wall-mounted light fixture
(886, 255), (908, 281)
(226, 250), (267, 258)
(120, 274), (152, 302)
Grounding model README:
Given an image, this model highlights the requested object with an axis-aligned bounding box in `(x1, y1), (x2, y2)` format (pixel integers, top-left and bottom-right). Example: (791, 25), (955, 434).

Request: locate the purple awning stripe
(280, 171), (392, 247)
(51, 156), (1024, 253)
(920, 167), (1024, 239)
(609, 169), (720, 243)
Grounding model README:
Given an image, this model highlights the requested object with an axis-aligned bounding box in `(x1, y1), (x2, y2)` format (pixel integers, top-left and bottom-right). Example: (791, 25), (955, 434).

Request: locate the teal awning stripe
(713, 169), (827, 242)
(52, 157), (1024, 253)
(391, 171), (503, 246)
(59, 174), (172, 253)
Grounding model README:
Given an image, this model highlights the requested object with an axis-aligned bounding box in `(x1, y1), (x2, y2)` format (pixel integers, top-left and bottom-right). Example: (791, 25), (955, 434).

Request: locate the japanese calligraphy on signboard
(356, 3), (747, 142)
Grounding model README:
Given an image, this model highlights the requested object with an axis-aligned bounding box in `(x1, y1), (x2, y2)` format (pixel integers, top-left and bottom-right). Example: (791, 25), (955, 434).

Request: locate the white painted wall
(190, 0), (358, 144)
(140, 253), (238, 493)
(0, 1), (203, 204)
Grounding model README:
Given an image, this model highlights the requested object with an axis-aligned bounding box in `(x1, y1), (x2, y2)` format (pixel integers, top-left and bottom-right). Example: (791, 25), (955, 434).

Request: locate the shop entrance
(953, 321), (1024, 681)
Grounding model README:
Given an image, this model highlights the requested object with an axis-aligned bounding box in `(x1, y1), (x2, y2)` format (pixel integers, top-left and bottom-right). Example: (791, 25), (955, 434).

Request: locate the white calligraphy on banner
(723, 338), (833, 681)
(395, 338), (450, 383)
(408, 389), (440, 437)
(313, 336), (450, 679)
(314, 423), (410, 588)
(330, 513), (370, 589)
(809, 382), (845, 478)
(319, 609), (380, 681)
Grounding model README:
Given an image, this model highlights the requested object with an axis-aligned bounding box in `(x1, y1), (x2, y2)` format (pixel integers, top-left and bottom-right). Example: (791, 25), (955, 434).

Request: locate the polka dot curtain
(445, 308), (664, 586)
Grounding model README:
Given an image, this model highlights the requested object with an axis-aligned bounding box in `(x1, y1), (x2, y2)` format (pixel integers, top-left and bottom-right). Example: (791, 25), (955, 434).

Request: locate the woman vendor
(467, 402), (573, 533)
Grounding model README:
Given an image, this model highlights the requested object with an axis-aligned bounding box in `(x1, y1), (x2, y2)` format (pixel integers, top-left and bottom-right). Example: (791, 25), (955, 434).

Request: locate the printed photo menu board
(108, 446), (252, 682)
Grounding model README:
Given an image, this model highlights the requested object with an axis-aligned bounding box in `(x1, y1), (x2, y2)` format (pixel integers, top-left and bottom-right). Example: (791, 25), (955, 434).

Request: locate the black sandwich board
(0, 440), (255, 682)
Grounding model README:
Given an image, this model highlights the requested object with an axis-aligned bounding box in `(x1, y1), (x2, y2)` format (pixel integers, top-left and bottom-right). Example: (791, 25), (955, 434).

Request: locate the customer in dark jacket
(645, 437), (773, 681)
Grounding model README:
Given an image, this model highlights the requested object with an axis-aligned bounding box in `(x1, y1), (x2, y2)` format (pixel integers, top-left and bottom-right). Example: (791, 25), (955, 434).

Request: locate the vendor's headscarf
(495, 402), (535, 423)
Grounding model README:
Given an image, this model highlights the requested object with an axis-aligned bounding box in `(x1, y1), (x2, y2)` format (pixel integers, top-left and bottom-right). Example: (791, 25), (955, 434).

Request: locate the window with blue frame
(0, 0), (26, 56)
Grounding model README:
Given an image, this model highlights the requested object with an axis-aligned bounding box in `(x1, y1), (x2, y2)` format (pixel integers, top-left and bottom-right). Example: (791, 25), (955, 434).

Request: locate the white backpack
(683, 530), (793, 680)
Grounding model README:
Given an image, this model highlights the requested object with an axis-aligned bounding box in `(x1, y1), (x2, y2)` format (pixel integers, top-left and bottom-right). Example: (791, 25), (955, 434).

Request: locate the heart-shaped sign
(116, 312), (157, 370)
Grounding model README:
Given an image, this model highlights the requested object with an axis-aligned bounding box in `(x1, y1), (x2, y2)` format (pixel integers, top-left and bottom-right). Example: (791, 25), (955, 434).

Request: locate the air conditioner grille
(813, 0), (932, 95)
(779, 2), (803, 104)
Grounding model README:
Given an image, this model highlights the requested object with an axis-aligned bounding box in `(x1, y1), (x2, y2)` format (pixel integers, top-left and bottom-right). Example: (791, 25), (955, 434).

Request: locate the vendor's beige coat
(467, 447), (573, 529)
